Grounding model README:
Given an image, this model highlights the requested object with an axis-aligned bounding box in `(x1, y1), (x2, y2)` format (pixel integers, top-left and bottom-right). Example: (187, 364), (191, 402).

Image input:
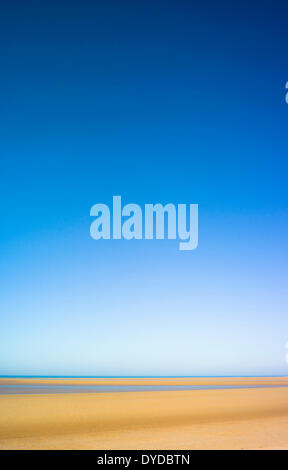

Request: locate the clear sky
(1, 1), (288, 376)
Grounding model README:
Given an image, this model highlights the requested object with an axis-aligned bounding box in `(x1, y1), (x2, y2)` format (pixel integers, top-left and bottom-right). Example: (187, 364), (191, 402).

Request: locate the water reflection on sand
(1, 383), (288, 395)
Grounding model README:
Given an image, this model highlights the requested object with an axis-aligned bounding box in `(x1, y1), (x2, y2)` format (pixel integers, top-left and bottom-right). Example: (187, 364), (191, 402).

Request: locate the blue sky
(1, 1), (288, 376)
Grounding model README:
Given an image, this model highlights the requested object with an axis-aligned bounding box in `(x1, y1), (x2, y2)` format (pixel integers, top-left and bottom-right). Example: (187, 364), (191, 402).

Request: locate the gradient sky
(1, 1), (288, 376)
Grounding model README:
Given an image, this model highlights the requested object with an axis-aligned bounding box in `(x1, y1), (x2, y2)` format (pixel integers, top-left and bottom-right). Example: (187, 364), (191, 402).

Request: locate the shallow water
(1, 383), (288, 395)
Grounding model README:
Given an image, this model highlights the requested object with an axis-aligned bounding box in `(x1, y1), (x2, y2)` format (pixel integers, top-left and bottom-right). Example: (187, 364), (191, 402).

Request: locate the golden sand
(0, 377), (288, 449)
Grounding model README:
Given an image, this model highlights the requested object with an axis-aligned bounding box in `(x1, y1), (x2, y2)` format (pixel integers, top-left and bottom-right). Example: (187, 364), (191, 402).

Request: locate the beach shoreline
(0, 377), (288, 449)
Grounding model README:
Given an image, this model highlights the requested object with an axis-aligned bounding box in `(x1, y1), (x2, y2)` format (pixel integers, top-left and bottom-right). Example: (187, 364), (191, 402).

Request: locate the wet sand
(1, 376), (288, 386)
(0, 377), (288, 449)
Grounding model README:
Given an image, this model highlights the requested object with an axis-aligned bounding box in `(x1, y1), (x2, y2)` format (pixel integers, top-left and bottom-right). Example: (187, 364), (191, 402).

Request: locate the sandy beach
(0, 377), (288, 449)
